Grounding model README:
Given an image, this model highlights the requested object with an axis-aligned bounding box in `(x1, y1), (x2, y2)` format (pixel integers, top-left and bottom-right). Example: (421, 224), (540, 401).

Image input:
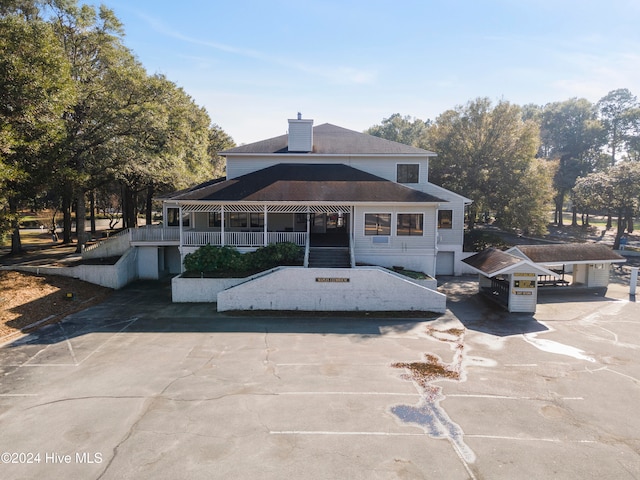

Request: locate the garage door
(436, 252), (455, 275)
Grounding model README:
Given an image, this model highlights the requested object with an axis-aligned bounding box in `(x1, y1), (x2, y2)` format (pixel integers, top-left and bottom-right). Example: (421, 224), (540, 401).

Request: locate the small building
(462, 248), (558, 313)
(506, 244), (626, 289)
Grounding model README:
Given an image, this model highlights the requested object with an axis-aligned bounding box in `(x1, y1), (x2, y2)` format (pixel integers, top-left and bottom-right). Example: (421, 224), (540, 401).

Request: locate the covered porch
(162, 202), (353, 249)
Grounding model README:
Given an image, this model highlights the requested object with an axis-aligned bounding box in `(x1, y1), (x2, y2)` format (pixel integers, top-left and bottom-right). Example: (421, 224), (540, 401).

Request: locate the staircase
(308, 247), (351, 268)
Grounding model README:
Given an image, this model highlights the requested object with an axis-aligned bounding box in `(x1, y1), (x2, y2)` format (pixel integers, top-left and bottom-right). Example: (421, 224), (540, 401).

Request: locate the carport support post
(630, 267), (639, 296)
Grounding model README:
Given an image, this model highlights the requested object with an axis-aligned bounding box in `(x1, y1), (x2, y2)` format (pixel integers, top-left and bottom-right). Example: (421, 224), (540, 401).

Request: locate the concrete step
(308, 247), (351, 268)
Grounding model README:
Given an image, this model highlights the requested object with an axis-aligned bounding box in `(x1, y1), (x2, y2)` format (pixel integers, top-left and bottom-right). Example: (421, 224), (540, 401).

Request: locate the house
(82, 116), (471, 302)
(156, 116), (472, 277)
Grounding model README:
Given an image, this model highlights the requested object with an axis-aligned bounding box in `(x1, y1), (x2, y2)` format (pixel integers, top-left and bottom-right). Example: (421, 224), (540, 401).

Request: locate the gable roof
(163, 163), (445, 203)
(462, 248), (557, 277)
(508, 244), (626, 265)
(221, 123), (435, 156)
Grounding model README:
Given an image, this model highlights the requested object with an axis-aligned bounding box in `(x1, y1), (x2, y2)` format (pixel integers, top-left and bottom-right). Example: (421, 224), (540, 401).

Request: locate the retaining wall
(215, 266), (446, 313)
(5, 247), (138, 290)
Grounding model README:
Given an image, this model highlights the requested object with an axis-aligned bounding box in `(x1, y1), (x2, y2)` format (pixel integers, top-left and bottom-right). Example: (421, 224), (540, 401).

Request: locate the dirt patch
(0, 271), (112, 340)
(392, 353), (461, 389)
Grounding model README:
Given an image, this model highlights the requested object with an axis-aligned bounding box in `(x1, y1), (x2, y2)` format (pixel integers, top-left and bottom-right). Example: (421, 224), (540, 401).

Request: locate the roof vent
(288, 115), (313, 153)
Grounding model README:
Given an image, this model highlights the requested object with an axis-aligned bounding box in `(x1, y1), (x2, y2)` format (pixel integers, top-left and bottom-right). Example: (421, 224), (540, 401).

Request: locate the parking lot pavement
(0, 279), (639, 479)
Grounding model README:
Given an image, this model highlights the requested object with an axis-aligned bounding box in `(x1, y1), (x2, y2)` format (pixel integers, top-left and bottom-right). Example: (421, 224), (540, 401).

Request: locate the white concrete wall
(82, 230), (131, 260)
(172, 276), (246, 303)
(137, 246), (159, 280)
(216, 266), (446, 313)
(6, 247), (138, 290)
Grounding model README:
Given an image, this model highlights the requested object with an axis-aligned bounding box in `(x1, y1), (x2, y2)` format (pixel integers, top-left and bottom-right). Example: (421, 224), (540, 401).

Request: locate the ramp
(216, 266), (446, 313)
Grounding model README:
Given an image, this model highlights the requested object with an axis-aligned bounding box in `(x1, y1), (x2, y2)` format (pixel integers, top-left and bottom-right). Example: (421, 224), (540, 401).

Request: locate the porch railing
(184, 230), (307, 247)
(130, 225), (180, 242)
(117, 226), (307, 248)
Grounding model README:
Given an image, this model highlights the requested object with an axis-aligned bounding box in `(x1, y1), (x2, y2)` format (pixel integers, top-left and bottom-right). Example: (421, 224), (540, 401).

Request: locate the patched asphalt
(0, 278), (638, 479)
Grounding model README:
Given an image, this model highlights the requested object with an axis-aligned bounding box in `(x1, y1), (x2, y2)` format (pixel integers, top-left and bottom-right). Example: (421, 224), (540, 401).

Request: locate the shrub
(246, 242), (303, 270)
(183, 242), (303, 276)
(183, 245), (244, 274)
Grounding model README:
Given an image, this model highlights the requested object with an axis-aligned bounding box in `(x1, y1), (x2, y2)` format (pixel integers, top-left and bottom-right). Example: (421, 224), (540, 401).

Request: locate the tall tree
(47, 0), (153, 250)
(538, 98), (606, 226)
(0, 13), (74, 252)
(573, 162), (640, 248)
(426, 98), (545, 233)
(366, 113), (431, 148)
(597, 88), (639, 165)
(115, 74), (213, 227)
(208, 124), (235, 178)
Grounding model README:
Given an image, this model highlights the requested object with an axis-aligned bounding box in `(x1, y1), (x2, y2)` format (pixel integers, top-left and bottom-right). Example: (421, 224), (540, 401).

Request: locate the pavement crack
(95, 396), (155, 480)
(263, 328), (281, 380)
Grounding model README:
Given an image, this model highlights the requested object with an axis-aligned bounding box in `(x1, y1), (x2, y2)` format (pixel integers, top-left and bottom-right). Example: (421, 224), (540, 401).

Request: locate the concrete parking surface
(0, 278), (638, 479)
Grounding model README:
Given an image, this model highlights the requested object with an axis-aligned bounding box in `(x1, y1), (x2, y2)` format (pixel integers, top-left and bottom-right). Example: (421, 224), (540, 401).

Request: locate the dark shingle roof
(165, 163), (444, 203)
(221, 123), (434, 156)
(462, 248), (525, 276)
(513, 244), (626, 264)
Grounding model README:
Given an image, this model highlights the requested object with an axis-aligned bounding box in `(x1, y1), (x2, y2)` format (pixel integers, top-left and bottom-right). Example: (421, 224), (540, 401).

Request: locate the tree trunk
(613, 209), (625, 249)
(145, 185), (154, 225)
(75, 188), (86, 254)
(628, 216), (635, 234)
(62, 186), (73, 244)
(571, 205), (578, 227)
(90, 190), (96, 236)
(122, 185), (137, 229)
(9, 197), (22, 254)
(606, 212), (612, 230)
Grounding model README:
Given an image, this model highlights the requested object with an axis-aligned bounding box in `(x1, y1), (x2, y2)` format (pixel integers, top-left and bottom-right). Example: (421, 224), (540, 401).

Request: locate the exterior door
(311, 213), (326, 233)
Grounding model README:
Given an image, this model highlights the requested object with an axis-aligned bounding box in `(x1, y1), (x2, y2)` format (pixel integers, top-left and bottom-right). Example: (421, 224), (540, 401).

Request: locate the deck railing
(130, 226), (180, 242)
(91, 226), (307, 252)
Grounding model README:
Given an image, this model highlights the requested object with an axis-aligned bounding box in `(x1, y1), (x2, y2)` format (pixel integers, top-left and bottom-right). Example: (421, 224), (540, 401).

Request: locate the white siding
(508, 267), (538, 313)
(288, 119), (313, 152)
(588, 264), (611, 287)
(353, 205), (437, 274)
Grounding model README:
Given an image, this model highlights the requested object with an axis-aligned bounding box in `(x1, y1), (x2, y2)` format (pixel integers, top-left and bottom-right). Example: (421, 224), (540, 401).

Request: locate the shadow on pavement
(3, 280), (443, 348)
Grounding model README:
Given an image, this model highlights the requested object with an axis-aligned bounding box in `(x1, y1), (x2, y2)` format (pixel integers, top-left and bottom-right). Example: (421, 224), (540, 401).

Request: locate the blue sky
(108, 0), (640, 145)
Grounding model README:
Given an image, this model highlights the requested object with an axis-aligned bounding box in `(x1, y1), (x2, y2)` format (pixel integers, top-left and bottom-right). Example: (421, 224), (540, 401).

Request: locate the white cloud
(137, 11), (377, 86)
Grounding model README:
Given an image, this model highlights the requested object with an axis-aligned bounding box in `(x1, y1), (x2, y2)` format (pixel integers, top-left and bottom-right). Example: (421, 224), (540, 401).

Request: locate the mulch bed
(0, 271), (112, 340)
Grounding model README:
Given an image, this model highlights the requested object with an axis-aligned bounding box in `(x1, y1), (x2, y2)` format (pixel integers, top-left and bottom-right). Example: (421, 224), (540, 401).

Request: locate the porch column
(264, 205), (268, 246)
(221, 205), (225, 246)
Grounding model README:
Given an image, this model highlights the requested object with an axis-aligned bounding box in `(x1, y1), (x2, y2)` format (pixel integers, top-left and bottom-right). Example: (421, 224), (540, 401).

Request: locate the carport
(506, 244), (626, 290)
(462, 248), (558, 313)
